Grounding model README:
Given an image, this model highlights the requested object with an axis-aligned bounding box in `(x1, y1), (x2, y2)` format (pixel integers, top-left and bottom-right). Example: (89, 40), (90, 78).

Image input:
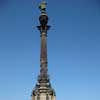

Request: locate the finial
(39, 0), (47, 13)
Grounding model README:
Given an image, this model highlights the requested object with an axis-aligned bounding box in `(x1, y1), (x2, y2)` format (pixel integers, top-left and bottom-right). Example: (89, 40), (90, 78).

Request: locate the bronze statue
(39, 1), (47, 13)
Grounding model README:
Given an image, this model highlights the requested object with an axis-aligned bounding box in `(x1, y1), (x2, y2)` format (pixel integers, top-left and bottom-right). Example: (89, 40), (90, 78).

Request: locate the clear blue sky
(0, 0), (100, 100)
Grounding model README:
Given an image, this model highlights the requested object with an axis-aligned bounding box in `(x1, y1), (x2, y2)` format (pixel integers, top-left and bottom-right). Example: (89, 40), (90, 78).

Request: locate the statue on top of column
(39, 1), (47, 13)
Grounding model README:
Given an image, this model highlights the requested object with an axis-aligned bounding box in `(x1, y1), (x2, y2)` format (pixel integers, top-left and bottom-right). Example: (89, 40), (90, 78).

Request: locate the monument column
(32, 1), (56, 100)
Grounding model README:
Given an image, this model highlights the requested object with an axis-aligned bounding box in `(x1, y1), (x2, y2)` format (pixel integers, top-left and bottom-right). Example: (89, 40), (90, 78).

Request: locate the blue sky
(0, 0), (100, 100)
